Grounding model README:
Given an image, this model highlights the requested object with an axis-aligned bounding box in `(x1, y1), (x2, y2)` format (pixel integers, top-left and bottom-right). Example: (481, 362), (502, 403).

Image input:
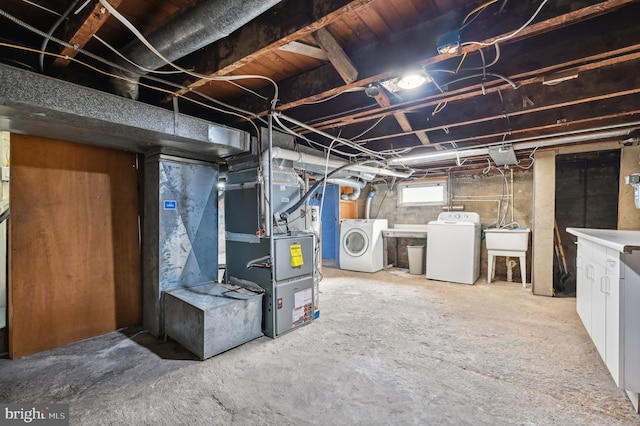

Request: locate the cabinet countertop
(566, 228), (640, 253)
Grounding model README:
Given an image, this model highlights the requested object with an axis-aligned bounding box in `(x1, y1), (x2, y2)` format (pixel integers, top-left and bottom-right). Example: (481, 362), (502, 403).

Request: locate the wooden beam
(52, 0), (123, 70)
(374, 80), (433, 146)
(231, 0), (638, 116)
(174, 0), (377, 96)
(312, 27), (358, 83)
(308, 47), (640, 133)
(278, 41), (328, 60)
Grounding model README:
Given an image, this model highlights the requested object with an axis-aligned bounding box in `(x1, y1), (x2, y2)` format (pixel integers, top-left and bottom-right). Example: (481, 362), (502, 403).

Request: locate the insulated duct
(110, 0), (282, 98)
(328, 178), (364, 201)
(270, 147), (412, 179)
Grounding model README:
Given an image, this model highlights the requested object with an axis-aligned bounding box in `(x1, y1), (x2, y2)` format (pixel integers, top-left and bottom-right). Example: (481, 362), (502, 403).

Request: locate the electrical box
(436, 30), (460, 55)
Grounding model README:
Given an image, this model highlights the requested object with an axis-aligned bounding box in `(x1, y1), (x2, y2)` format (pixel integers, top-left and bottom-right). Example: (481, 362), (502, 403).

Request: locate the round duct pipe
(107, 0), (282, 99)
(270, 147), (412, 179)
(387, 125), (639, 166)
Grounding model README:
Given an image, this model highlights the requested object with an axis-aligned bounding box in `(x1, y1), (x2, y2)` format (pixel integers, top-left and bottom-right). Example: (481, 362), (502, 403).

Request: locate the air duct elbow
(341, 185), (361, 201)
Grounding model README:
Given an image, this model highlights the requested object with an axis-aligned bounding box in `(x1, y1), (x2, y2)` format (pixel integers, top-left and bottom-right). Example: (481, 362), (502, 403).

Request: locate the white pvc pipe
(269, 147), (412, 179)
(388, 126), (638, 166)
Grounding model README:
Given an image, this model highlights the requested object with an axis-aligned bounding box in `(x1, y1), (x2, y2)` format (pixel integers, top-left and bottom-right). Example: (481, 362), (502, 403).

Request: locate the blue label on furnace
(163, 200), (177, 210)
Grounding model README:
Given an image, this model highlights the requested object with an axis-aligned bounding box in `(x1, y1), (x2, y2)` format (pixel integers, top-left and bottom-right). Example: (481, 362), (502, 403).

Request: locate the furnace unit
(225, 163), (315, 337)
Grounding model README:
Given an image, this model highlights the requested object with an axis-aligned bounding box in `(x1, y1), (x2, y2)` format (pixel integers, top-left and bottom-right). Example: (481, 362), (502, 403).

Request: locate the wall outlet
(1, 167), (8, 182)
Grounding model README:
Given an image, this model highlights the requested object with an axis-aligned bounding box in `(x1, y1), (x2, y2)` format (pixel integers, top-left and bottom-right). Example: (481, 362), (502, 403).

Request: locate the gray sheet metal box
(273, 235), (314, 281)
(275, 275), (314, 336)
(164, 283), (263, 359)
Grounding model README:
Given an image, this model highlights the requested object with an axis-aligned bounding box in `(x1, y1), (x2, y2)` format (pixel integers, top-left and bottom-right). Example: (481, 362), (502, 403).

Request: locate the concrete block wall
(360, 169), (534, 280)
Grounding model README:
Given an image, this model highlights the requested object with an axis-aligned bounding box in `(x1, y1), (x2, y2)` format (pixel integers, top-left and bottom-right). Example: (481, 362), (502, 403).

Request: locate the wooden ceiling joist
(52, 0), (123, 70)
(243, 0), (640, 116)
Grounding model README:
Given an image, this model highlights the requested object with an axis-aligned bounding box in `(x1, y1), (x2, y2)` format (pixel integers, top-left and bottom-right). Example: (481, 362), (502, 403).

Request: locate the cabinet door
(576, 239), (592, 333)
(604, 249), (621, 386)
(590, 241), (608, 361)
(622, 252), (640, 392)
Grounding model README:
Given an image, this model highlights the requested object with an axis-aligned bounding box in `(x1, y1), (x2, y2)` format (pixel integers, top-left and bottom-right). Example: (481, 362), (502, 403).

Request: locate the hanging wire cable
(19, 0), (61, 16)
(446, 72), (519, 90)
(462, 0), (549, 47)
(271, 114), (360, 158)
(91, 35), (184, 75)
(1, 40), (265, 136)
(301, 87), (367, 105)
(517, 146), (538, 170)
(461, 0), (498, 28)
(39, 0), (82, 73)
(497, 89), (513, 139)
(349, 116), (386, 141)
(0, 8), (273, 127)
(97, 0), (279, 109)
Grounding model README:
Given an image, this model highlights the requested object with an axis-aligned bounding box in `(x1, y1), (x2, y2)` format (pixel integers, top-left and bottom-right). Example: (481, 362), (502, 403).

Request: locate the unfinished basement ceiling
(1, 0), (639, 173)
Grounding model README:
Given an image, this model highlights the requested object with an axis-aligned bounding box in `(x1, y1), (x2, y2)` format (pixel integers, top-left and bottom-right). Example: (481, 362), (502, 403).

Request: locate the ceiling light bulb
(397, 70), (430, 90)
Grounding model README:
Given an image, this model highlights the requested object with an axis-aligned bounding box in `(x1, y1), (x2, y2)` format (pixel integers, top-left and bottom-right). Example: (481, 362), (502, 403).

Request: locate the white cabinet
(567, 228), (640, 412)
(575, 239), (592, 333)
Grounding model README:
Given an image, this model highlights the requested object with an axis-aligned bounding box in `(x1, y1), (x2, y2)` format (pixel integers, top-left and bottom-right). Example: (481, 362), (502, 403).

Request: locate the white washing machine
(339, 219), (388, 272)
(426, 212), (481, 285)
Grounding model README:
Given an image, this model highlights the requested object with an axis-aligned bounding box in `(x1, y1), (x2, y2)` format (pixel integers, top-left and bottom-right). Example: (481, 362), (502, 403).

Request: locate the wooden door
(9, 135), (141, 358)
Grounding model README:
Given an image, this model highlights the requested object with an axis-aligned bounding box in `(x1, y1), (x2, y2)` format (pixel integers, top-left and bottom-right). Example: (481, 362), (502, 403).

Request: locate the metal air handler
(225, 166), (315, 338)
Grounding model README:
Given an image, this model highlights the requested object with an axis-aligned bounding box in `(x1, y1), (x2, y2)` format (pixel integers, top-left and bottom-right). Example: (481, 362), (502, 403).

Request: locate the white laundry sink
(484, 228), (530, 251)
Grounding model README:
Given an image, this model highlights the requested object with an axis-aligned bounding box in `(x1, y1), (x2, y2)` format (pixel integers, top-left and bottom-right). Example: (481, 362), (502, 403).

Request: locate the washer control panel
(436, 211), (481, 224)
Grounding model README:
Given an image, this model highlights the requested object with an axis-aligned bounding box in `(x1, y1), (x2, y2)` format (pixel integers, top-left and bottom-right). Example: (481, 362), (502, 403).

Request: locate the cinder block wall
(360, 169), (534, 279)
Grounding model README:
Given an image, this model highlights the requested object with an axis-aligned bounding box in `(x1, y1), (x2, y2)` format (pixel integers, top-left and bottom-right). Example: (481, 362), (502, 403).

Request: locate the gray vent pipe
(327, 178), (364, 201)
(112, 0), (282, 98)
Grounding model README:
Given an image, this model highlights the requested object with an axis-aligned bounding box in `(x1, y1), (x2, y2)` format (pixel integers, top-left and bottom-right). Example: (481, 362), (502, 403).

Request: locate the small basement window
(398, 180), (447, 206)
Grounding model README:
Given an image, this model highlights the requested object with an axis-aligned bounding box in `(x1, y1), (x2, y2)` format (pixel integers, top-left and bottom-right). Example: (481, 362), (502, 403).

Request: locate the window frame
(397, 179), (448, 207)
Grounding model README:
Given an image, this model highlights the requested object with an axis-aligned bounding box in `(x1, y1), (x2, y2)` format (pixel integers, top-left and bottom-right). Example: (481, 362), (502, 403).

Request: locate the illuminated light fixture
(397, 70), (432, 90)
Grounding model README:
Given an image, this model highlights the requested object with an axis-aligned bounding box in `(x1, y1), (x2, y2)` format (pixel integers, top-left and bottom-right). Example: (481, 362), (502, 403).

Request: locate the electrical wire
(272, 114), (359, 158)
(0, 8), (271, 129)
(461, 0), (498, 28)
(349, 116), (386, 141)
(497, 89), (513, 138)
(39, 0), (82, 73)
(517, 146), (538, 170)
(454, 52), (468, 74)
(19, 0), (61, 16)
(432, 101), (447, 116)
(97, 0), (279, 109)
(91, 35), (185, 75)
(462, 0), (550, 47)
(301, 87), (367, 105)
(0, 41), (263, 134)
(446, 72), (519, 90)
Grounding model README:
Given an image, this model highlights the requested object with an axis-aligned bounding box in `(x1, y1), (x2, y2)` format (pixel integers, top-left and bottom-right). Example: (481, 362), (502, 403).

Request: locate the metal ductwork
(110, 0), (282, 99)
(327, 178), (364, 201)
(270, 147), (413, 179)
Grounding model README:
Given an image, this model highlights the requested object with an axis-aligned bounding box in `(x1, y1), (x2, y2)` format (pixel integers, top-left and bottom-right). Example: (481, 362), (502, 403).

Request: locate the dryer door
(342, 228), (369, 258)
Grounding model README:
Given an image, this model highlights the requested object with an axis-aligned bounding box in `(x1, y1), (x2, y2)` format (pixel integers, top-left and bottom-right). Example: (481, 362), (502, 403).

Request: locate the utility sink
(485, 228), (531, 287)
(484, 228), (531, 251)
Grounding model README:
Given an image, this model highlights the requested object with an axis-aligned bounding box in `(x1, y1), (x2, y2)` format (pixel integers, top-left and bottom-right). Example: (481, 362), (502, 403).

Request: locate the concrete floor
(1, 267), (639, 425)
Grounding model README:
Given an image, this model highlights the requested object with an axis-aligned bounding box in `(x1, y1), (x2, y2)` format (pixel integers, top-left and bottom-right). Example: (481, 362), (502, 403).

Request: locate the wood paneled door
(9, 135), (141, 358)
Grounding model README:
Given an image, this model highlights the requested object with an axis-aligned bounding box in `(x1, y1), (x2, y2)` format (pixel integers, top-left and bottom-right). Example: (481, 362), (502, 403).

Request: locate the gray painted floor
(1, 267), (639, 425)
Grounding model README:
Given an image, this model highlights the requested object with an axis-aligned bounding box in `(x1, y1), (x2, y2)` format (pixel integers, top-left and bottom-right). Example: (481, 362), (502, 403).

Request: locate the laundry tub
(485, 228), (531, 287)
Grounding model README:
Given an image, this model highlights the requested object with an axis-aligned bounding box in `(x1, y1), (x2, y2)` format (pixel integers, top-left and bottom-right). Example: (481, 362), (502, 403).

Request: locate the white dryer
(339, 219), (388, 272)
